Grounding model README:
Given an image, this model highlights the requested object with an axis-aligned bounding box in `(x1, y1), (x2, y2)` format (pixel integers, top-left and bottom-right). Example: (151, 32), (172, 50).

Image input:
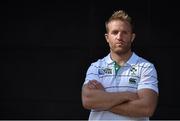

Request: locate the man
(82, 10), (158, 120)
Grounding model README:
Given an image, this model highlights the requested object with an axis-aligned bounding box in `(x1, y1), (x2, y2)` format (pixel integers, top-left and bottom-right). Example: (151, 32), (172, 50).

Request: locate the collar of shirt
(104, 52), (139, 67)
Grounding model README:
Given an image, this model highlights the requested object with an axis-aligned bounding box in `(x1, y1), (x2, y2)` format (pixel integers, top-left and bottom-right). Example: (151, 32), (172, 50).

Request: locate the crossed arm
(81, 80), (158, 117)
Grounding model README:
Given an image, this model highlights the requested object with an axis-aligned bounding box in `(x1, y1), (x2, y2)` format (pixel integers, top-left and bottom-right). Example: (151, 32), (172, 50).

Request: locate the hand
(87, 80), (105, 91)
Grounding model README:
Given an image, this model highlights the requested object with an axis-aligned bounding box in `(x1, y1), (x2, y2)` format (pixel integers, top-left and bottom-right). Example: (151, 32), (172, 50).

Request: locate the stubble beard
(111, 44), (132, 56)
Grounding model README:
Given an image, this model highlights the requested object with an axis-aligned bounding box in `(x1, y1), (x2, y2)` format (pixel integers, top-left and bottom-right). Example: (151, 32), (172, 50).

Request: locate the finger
(87, 81), (96, 89)
(91, 80), (102, 89)
(90, 80), (98, 89)
(91, 80), (104, 90)
(91, 80), (98, 84)
(90, 81), (97, 89)
(96, 82), (105, 90)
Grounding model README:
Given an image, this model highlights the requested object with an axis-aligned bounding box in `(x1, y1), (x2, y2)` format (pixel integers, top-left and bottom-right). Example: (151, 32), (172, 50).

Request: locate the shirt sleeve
(84, 63), (100, 85)
(138, 64), (159, 93)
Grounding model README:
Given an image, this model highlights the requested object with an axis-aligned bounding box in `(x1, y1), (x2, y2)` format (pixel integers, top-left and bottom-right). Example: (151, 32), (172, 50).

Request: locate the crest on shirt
(129, 65), (138, 84)
(129, 78), (137, 84)
(98, 68), (112, 75)
(130, 65), (137, 76)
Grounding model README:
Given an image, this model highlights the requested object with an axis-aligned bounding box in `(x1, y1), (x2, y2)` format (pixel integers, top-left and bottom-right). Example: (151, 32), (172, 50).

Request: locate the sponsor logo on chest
(98, 68), (113, 75)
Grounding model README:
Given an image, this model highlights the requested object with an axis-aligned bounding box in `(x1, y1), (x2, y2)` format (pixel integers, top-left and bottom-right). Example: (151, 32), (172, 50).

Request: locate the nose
(117, 32), (122, 40)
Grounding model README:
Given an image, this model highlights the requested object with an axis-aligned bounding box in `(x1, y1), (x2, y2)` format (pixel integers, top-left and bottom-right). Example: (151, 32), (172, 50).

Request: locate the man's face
(105, 20), (135, 55)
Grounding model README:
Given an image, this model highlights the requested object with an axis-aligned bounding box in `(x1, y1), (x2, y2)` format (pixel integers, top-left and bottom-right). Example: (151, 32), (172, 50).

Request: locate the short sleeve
(84, 63), (100, 85)
(138, 64), (159, 93)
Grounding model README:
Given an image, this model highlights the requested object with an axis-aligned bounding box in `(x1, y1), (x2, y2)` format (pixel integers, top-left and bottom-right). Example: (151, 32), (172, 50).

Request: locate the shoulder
(89, 55), (107, 68)
(137, 56), (155, 69)
(133, 54), (158, 74)
(85, 56), (107, 74)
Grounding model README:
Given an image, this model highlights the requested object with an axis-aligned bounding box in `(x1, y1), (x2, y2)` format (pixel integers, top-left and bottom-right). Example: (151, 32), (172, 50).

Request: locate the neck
(110, 50), (133, 66)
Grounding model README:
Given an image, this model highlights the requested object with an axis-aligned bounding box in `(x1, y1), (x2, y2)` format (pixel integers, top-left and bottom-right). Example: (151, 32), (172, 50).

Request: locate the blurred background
(0, 0), (180, 119)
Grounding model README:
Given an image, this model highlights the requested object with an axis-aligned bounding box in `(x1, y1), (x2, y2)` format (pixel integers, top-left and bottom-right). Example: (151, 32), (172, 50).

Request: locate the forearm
(110, 98), (149, 117)
(109, 89), (158, 117)
(82, 88), (113, 110)
(82, 85), (138, 110)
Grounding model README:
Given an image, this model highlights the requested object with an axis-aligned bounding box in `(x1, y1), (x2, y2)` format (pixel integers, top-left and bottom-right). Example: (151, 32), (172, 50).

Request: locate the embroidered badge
(98, 68), (112, 75)
(129, 78), (137, 84)
(98, 69), (105, 75)
(129, 65), (138, 84)
(130, 66), (137, 76)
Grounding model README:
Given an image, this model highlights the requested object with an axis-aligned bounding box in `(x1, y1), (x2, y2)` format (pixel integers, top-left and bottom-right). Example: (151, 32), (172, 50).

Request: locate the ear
(105, 33), (109, 43)
(131, 33), (136, 42)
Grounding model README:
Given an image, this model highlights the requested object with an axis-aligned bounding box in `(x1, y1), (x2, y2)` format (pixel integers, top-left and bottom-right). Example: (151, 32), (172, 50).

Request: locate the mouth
(115, 44), (123, 48)
(116, 41), (124, 46)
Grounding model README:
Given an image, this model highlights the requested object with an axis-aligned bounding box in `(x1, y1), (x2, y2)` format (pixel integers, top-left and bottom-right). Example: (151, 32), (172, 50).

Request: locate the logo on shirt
(130, 66), (137, 76)
(98, 68), (112, 75)
(129, 78), (137, 84)
(129, 65), (138, 84)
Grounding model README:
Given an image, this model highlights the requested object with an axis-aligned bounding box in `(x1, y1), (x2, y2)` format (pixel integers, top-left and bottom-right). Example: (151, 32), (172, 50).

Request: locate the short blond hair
(105, 10), (134, 33)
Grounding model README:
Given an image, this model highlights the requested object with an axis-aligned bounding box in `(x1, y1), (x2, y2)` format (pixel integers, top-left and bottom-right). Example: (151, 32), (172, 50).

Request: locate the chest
(98, 65), (140, 92)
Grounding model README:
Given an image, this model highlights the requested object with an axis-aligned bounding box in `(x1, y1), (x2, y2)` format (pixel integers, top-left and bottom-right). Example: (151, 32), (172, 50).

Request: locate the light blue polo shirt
(84, 52), (158, 120)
